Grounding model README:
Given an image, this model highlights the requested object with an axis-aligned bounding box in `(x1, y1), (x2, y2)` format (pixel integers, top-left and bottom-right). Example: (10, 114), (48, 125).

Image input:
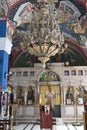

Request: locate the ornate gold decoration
(21, 0), (67, 67)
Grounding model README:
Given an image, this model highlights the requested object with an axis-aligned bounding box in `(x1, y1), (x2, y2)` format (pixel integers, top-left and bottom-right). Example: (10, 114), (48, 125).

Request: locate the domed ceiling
(0, 0), (87, 67)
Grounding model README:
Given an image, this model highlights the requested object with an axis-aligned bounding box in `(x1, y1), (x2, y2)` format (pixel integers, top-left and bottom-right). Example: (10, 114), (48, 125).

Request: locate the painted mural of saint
(0, 2), (5, 17)
(66, 86), (74, 101)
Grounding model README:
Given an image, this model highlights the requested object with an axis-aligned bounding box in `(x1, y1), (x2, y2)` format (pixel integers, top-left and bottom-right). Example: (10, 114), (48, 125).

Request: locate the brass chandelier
(21, 0), (67, 67)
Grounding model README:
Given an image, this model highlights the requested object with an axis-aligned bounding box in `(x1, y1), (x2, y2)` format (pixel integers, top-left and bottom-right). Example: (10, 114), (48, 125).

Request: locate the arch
(38, 71), (61, 117)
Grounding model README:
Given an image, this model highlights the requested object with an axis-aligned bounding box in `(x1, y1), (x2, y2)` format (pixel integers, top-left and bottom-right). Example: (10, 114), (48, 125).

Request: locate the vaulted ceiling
(0, 0), (87, 67)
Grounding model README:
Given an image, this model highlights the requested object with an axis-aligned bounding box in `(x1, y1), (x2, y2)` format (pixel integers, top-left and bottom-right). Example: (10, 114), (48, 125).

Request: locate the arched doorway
(39, 71), (61, 117)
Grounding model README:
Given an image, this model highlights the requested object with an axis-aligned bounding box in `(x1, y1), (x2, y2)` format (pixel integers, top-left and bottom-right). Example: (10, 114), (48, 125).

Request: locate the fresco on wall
(57, 0), (87, 45)
(57, 1), (81, 22)
(6, 0), (19, 7)
(0, 2), (5, 17)
(7, 21), (14, 41)
(13, 2), (35, 25)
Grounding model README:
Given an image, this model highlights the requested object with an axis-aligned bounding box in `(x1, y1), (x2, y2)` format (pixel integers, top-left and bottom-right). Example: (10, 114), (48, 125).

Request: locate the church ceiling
(0, 0), (87, 67)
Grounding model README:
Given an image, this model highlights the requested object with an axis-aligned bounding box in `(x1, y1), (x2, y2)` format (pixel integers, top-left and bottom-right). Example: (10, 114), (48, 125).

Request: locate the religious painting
(76, 85), (86, 97)
(65, 5), (74, 15)
(58, 3), (72, 22)
(6, 0), (19, 7)
(39, 85), (60, 106)
(6, 27), (12, 41)
(0, 2), (5, 17)
(76, 85), (86, 105)
(79, 86), (86, 96)
(7, 21), (14, 41)
(27, 86), (35, 105)
(58, 0), (81, 23)
(58, 2), (65, 12)
(16, 86), (24, 105)
(66, 99), (72, 105)
(18, 3), (34, 17)
(65, 85), (74, 105)
(73, 22), (85, 34)
(59, 1), (73, 14)
(80, 15), (87, 29)
(39, 71), (60, 82)
(14, 2), (35, 24)
(78, 97), (83, 105)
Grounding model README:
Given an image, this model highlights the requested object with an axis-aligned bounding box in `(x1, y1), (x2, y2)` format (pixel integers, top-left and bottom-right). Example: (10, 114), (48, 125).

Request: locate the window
(30, 71), (35, 77)
(78, 70), (83, 75)
(64, 70), (69, 76)
(85, 70), (87, 75)
(16, 71), (21, 77)
(23, 71), (28, 77)
(71, 70), (76, 76)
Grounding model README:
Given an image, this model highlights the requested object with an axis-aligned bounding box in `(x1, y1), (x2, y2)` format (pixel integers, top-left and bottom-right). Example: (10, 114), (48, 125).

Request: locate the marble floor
(13, 123), (84, 130)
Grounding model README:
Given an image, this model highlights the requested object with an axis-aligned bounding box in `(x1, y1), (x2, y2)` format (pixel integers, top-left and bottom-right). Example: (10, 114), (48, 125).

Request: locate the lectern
(40, 105), (52, 130)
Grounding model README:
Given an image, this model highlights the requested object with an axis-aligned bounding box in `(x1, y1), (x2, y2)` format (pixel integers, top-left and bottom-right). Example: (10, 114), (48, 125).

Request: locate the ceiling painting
(13, 2), (35, 26)
(0, 0), (87, 67)
(57, 1), (81, 20)
(0, 1), (6, 18)
(6, 0), (21, 8)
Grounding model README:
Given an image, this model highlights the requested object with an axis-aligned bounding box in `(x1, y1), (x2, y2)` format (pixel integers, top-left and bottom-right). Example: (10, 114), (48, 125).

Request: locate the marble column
(24, 88), (28, 105)
(35, 82), (39, 104)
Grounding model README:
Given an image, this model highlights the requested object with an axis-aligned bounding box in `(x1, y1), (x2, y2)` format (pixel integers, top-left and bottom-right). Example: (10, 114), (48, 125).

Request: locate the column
(24, 88), (28, 105)
(0, 20), (12, 90)
(35, 82), (39, 104)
